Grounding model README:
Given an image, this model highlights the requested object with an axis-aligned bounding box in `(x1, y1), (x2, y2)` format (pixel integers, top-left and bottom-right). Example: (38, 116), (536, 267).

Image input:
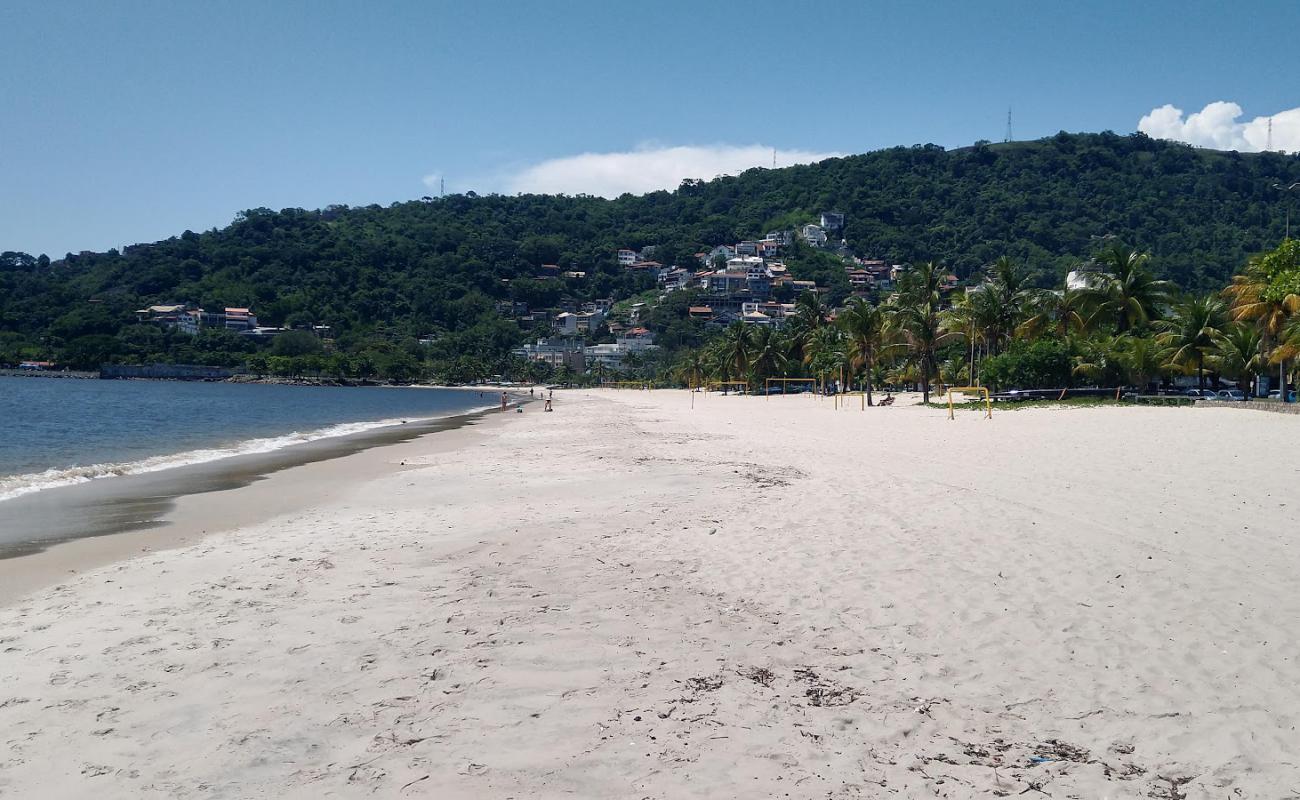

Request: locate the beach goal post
(947, 386), (992, 420)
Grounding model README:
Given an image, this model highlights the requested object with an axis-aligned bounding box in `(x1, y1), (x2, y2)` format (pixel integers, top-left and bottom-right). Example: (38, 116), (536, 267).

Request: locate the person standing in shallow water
(500, 391), (508, 412)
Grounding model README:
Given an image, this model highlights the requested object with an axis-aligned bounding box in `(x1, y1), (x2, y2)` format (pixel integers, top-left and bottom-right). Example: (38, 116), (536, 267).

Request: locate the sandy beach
(1, 390), (1298, 798)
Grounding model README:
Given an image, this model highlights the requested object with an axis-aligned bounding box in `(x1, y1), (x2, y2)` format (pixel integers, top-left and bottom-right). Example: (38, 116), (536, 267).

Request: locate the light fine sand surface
(1, 391), (1298, 798)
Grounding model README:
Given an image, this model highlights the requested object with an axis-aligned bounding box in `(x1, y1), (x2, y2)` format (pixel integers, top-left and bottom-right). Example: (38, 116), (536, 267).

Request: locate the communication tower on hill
(1005, 108), (1013, 143)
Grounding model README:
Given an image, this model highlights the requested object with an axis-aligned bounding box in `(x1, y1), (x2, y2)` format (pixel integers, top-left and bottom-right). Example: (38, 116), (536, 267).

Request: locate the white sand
(1, 391), (1298, 798)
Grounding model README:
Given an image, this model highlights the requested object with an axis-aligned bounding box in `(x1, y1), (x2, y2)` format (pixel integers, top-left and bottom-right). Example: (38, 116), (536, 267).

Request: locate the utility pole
(1005, 108), (1012, 143)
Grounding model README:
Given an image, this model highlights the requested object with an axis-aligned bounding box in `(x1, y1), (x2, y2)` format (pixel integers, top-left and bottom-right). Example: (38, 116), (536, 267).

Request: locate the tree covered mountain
(2, 131), (1298, 375)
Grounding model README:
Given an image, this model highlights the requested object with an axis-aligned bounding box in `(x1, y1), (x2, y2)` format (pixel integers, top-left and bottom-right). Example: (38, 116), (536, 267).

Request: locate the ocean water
(0, 378), (495, 503)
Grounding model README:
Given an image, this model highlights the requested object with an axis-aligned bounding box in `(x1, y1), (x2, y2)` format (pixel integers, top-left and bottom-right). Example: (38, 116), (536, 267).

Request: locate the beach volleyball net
(703, 380), (749, 393)
(764, 377), (818, 399)
(946, 386), (992, 419)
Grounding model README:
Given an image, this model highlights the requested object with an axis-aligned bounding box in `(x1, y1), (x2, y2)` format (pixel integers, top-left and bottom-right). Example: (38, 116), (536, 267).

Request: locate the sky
(3, 0), (1299, 258)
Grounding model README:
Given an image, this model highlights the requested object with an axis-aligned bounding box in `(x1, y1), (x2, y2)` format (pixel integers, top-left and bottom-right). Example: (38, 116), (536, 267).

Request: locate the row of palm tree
(671, 239), (1300, 401)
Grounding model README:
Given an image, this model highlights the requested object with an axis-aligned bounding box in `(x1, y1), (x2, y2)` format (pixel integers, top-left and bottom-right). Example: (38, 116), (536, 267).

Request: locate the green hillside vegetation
(1, 131), (1298, 382)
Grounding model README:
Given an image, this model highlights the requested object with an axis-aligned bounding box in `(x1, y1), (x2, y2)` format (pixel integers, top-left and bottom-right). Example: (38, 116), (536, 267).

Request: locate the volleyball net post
(835, 391), (866, 410)
(946, 386), (992, 420)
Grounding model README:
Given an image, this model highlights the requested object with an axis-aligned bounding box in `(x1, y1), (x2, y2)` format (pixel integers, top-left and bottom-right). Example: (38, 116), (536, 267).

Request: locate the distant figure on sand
(544, 397), (553, 412)
(530, 388), (535, 398)
(500, 391), (508, 412)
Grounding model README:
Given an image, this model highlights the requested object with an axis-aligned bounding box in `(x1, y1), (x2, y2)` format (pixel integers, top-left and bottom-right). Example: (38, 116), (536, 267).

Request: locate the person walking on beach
(500, 391), (509, 412)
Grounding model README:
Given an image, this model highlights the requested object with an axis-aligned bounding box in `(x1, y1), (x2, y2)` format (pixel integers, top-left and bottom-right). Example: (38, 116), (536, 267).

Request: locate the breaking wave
(0, 409), (487, 503)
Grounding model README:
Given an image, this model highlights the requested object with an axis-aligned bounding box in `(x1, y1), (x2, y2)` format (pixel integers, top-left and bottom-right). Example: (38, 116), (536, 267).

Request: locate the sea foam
(0, 407), (490, 503)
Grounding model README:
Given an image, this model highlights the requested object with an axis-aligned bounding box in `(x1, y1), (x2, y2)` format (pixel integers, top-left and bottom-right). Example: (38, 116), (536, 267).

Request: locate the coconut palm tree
(888, 262), (951, 403)
(1018, 287), (1088, 340)
(1071, 334), (1124, 385)
(675, 348), (707, 388)
(717, 322), (753, 390)
(794, 290), (830, 331)
(942, 286), (1004, 384)
(1157, 294), (1227, 389)
(747, 325), (787, 387)
(1080, 245), (1173, 332)
(1211, 323), (1264, 395)
(1115, 335), (1173, 392)
(802, 325), (847, 392)
(985, 256), (1034, 347)
(1274, 314), (1300, 389)
(938, 356), (969, 393)
(1222, 240), (1300, 396)
(839, 298), (886, 404)
(785, 290), (830, 365)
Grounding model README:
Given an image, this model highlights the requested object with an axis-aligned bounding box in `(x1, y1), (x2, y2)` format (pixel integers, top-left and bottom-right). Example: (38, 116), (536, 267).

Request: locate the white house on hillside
(800, 224), (827, 248)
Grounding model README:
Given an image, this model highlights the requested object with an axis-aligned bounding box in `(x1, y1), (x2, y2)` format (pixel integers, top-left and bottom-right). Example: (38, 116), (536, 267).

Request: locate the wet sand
(0, 406), (507, 604)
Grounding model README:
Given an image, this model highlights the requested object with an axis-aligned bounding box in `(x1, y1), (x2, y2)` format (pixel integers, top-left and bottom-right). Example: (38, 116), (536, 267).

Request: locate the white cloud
(1138, 101), (1300, 152)
(421, 172), (443, 190)
(503, 143), (841, 197)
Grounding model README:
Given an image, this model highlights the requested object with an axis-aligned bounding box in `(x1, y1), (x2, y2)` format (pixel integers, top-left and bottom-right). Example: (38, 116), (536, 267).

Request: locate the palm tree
(1211, 323), (1264, 395)
(942, 286), (1004, 384)
(1081, 245), (1173, 332)
(786, 290), (830, 365)
(985, 256), (1033, 347)
(839, 298), (886, 404)
(888, 262), (951, 403)
(1223, 240), (1300, 396)
(1018, 287), (1088, 340)
(1115, 335), (1173, 392)
(802, 325), (846, 392)
(1071, 334), (1123, 386)
(1274, 314), (1300, 389)
(747, 325), (787, 387)
(675, 349), (707, 388)
(938, 356), (968, 393)
(1157, 294), (1227, 389)
(794, 290), (830, 331)
(717, 322), (752, 390)
(701, 339), (731, 384)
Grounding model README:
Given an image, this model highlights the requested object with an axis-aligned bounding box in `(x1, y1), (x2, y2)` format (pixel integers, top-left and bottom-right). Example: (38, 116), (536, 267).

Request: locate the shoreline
(0, 382), (529, 509)
(0, 402), (522, 605)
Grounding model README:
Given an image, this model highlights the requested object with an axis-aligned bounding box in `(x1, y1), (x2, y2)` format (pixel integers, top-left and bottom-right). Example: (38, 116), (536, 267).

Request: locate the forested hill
(2, 131), (1298, 372)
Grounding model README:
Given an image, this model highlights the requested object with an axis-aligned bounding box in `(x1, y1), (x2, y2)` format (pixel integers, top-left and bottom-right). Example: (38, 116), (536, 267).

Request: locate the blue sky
(3, 0), (1298, 258)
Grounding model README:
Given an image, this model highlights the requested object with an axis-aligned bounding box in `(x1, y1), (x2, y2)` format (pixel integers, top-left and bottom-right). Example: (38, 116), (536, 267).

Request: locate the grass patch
(928, 396), (1133, 411)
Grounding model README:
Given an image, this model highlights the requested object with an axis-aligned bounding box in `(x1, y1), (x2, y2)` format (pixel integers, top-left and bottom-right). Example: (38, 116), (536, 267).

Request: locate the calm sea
(0, 378), (494, 503)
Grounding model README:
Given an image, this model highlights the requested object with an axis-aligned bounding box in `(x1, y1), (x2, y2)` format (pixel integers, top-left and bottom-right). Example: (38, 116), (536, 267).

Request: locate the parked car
(1216, 389), (1248, 401)
(1184, 388), (1218, 399)
(1267, 389), (1297, 402)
